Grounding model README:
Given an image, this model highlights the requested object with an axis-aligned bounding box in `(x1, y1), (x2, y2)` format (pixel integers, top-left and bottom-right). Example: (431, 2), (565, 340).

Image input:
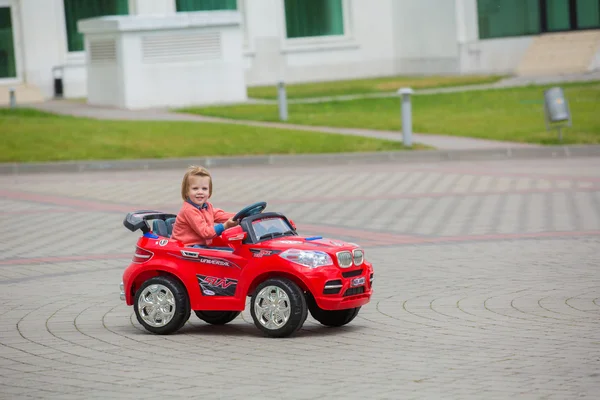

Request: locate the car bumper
(314, 290), (372, 310)
(304, 262), (374, 310)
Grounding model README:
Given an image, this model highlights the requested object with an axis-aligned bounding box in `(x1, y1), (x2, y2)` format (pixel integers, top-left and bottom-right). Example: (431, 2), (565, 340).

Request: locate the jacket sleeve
(213, 208), (235, 223)
(184, 208), (218, 239)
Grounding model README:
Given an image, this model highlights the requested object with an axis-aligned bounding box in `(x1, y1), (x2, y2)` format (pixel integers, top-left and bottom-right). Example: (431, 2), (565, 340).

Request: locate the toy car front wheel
(307, 295), (361, 327)
(134, 276), (190, 335)
(194, 310), (240, 325)
(250, 278), (307, 338)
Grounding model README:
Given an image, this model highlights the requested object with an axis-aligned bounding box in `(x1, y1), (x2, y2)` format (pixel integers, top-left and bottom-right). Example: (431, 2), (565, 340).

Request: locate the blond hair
(181, 165), (213, 201)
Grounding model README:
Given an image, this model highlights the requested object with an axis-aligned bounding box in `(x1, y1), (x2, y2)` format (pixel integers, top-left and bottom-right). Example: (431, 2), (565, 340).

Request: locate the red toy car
(120, 202), (373, 338)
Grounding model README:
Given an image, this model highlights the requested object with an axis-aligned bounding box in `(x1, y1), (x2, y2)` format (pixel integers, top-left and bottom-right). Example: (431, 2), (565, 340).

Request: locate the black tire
(307, 295), (360, 327)
(194, 310), (241, 325)
(175, 306), (192, 332)
(134, 276), (190, 335)
(250, 278), (307, 338)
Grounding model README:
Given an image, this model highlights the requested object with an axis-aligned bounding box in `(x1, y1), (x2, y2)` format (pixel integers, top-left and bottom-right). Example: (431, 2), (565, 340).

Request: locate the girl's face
(187, 175), (211, 206)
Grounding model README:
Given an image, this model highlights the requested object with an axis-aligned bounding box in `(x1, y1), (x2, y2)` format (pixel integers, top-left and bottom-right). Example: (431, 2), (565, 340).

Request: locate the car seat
(152, 217), (231, 251)
(166, 217), (175, 236)
(152, 218), (176, 238)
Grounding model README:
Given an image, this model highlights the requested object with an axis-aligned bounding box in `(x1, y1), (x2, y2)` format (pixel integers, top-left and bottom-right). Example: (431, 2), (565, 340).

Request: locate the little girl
(171, 166), (238, 246)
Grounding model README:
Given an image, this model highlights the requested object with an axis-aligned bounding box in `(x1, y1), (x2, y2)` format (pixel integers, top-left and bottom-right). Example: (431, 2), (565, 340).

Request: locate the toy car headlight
(279, 249), (333, 269)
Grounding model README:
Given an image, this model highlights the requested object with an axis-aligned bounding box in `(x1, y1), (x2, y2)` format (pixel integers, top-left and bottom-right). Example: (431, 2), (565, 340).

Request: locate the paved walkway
(1, 157), (599, 399)
(260, 70), (600, 104)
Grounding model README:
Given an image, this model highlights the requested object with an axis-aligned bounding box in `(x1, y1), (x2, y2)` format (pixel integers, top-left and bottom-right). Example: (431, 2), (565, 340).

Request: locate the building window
(477, 0), (540, 39)
(284, 0), (344, 38)
(63, 0), (128, 52)
(176, 0), (237, 11)
(0, 7), (17, 78)
(576, 0), (600, 29)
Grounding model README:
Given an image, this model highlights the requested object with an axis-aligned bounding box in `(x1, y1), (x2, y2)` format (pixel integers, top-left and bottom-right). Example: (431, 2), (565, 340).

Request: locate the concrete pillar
(19, 0), (67, 98)
(79, 11), (247, 109)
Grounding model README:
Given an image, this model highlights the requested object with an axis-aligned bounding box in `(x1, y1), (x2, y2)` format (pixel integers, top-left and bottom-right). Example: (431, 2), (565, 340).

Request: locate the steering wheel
(233, 201), (267, 221)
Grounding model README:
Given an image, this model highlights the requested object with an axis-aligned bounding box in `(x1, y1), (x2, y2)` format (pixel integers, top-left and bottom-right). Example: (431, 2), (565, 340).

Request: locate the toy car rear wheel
(250, 278), (307, 338)
(307, 295), (361, 327)
(134, 276), (190, 335)
(194, 310), (240, 325)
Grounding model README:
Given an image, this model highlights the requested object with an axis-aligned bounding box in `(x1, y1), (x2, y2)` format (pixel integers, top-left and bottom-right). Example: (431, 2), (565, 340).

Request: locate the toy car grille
(344, 286), (365, 297)
(336, 251), (353, 268)
(342, 269), (363, 278)
(323, 280), (342, 295)
(353, 249), (364, 266)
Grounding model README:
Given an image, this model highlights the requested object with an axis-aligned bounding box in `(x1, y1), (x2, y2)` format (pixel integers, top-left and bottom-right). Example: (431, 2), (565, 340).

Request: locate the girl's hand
(223, 218), (239, 230)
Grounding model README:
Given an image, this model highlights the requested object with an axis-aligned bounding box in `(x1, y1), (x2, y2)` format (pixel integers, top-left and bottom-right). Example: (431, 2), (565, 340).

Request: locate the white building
(1, 0), (599, 102)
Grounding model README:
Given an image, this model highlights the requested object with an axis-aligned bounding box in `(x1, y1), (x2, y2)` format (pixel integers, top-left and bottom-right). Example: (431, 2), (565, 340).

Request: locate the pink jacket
(171, 201), (234, 246)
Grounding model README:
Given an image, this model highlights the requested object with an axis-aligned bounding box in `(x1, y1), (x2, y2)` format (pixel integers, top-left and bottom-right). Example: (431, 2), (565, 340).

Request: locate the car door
(184, 247), (249, 308)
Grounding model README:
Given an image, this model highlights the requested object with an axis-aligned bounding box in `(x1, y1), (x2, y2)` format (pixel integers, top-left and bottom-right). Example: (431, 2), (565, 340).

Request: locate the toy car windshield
(251, 216), (295, 240)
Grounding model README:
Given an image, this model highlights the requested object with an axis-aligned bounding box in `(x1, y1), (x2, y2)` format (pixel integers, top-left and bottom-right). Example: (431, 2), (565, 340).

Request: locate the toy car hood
(262, 236), (359, 252)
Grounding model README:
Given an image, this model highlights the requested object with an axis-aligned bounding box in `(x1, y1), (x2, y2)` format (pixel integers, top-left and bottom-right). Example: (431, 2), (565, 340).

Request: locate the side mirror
(289, 219), (297, 231)
(221, 226), (247, 242)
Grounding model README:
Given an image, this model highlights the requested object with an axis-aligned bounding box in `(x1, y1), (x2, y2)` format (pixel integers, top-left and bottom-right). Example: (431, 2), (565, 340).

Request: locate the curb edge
(2, 145), (599, 175)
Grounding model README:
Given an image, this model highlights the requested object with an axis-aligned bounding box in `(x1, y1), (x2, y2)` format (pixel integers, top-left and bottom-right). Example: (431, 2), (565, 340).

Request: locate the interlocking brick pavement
(0, 157), (599, 399)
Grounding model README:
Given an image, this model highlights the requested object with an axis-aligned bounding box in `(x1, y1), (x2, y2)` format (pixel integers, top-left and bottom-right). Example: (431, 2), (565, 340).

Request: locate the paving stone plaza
(1, 156), (599, 399)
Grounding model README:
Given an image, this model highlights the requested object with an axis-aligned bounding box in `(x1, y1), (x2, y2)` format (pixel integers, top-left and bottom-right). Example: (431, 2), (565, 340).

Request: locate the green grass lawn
(247, 74), (506, 99)
(0, 108), (411, 163)
(182, 82), (600, 145)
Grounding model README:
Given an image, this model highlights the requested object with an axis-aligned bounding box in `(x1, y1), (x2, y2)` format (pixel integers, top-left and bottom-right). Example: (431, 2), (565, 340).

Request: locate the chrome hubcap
(137, 284), (176, 327)
(254, 285), (291, 330)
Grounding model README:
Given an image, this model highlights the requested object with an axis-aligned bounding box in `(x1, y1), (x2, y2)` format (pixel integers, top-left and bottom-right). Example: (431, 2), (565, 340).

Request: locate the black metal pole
(569, 0), (578, 29)
(54, 77), (64, 99)
(540, 0), (548, 33)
